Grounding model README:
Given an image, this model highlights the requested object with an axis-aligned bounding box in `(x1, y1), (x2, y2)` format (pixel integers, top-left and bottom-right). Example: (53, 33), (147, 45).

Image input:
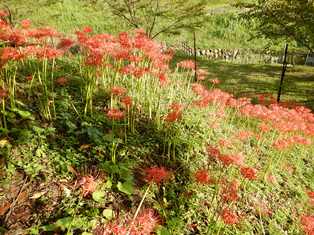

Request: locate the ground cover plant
(0, 9), (314, 235)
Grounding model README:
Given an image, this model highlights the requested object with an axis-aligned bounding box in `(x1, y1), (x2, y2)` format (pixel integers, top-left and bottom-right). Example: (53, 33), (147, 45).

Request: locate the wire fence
(163, 41), (312, 66)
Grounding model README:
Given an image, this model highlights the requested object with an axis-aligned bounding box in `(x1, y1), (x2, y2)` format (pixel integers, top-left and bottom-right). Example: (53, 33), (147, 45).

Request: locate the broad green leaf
(105, 178), (112, 189)
(102, 208), (113, 220)
(92, 191), (105, 202)
(117, 181), (133, 195)
(55, 217), (73, 230)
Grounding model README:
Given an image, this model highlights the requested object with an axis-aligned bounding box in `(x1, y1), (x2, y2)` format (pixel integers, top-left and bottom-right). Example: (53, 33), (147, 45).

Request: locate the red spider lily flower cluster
(273, 135), (311, 150)
(21, 19), (31, 29)
(144, 167), (170, 184)
(220, 208), (239, 225)
(189, 82), (314, 139)
(218, 153), (245, 167)
(0, 20), (66, 67)
(196, 69), (208, 81)
(240, 167), (258, 180)
(218, 139), (233, 149)
(97, 208), (160, 235)
(210, 79), (220, 85)
(111, 86), (127, 96)
(107, 108), (125, 121)
(221, 179), (240, 202)
(76, 29), (171, 83)
(56, 77), (68, 86)
(76, 175), (97, 197)
(308, 191), (314, 207)
(251, 198), (272, 217)
(207, 145), (245, 167)
(266, 173), (277, 184)
(0, 88), (8, 99)
(26, 75), (33, 81)
(194, 169), (214, 184)
(240, 104), (314, 136)
(235, 130), (254, 141)
(164, 102), (183, 122)
(301, 215), (314, 235)
(57, 38), (75, 50)
(176, 60), (195, 70)
(121, 96), (133, 108)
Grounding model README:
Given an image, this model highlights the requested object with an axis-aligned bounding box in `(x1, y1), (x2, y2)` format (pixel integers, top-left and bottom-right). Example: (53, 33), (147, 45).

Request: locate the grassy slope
(2, 0), (269, 50)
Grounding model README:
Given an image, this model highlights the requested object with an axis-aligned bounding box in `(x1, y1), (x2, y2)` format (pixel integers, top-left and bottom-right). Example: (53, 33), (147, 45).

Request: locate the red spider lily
(27, 27), (59, 39)
(21, 19), (31, 29)
(107, 108), (124, 121)
(218, 139), (233, 148)
(97, 222), (127, 235)
(210, 79), (220, 85)
(144, 167), (170, 184)
(112, 48), (130, 61)
(130, 208), (160, 234)
(177, 60), (195, 70)
(83, 26), (93, 33)
(252, 198), (272, 217)
(121, 96), (132, 108)
(0, 10), (8, 17)
(133, 29), (147, 49)
(1, 47), (24, 62)
(218, 154), (245, 167)
(273, 138), (291, 150)
(57, 38), (75, 50)
(3, 30), (27, 46)
(194, 170), (213, 184)
(221, 179), (239, 202)
(158, 73), (168, 85)
(196, 69), (208, 81)
(236, 130), (254, 141)
(0, 88), (8, 99)
(266, 173), (277, 184)
(0, 19), (8, 29)
(164, 102), (183, 122)
(300, 215), (314, 235)
(118, 32), (131, 48)
(133, 67), (149, 78)
(56, 77), (68, 86)
(76, 175), (97, 197)
(85, 52), (103, 66)
(111, 86), (127, 96)
(240, 167), (257, 180)
(307, 191), (314, 207)
(220, 208), (239, 225)
(35, 46), (64, 60)
(240, 102), (314, 137)
(273, 135), (311, 150)
(207, 145), (221, 158)
(259, 122), (271, 132)
(218, 154), (244, 166)
(97, 208), (160, 235)
(128, 54), (142, 63)
(26, 75), (33, 81)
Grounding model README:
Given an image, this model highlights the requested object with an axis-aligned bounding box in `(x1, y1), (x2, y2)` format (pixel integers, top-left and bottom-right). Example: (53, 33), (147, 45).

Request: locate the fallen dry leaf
(0, 201), (11, 216)
(30, 191), (47, 200)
